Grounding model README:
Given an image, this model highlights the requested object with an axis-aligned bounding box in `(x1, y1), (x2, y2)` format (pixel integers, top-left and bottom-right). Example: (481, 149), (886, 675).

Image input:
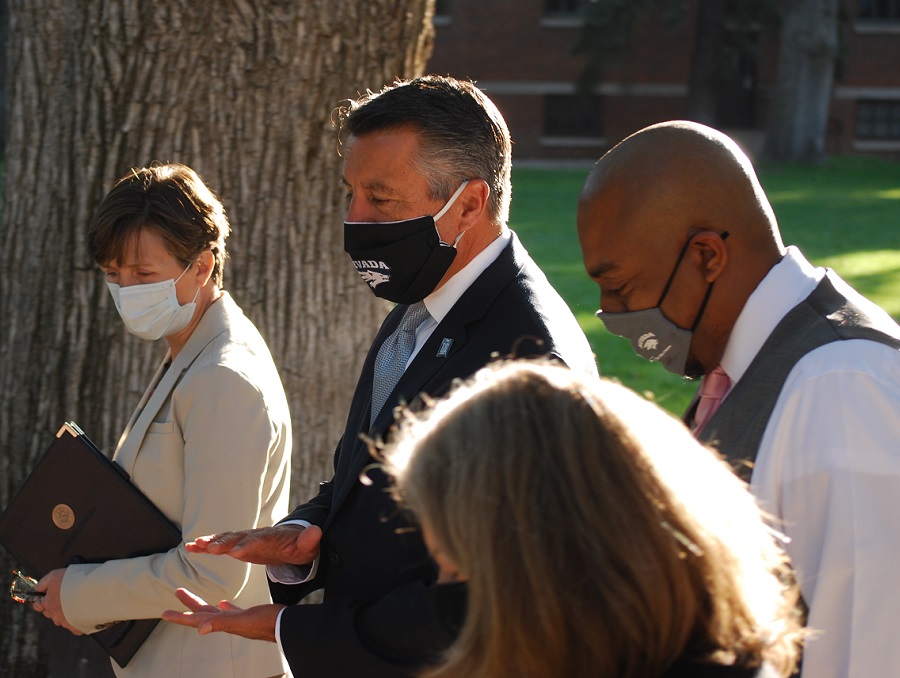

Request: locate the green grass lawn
(510, 157), (900, 416)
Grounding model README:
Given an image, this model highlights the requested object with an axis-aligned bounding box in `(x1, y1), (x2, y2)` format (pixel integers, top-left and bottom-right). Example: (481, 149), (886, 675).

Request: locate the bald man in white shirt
(577, 120), (900, 678)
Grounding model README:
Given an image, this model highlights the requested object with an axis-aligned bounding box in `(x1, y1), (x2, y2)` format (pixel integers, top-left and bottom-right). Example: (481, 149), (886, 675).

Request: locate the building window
(544, 0), (585, 16)
(858, 0), (900, 20)
(856, 100), (900, 139)
(544, 94), (603, 138)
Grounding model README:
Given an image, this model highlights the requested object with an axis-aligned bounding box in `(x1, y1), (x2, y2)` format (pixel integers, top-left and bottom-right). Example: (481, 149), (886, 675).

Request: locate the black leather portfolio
(0, 422), (182, 668)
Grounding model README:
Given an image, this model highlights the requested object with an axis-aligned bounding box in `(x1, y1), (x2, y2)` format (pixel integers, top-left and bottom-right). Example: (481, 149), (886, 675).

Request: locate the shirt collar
(720, 246), (824, 383)
(422, 229), (511, 324)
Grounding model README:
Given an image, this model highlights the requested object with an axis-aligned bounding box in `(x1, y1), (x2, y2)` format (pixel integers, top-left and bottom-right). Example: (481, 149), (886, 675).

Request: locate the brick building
(426, 0), (900, 161)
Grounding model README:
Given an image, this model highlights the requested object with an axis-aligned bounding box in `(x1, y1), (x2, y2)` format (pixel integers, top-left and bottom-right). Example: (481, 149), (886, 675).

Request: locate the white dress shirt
(720, 246), (900, 678)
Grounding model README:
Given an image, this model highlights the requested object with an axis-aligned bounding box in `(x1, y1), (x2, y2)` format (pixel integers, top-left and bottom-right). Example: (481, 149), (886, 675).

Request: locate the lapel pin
(437, 338), (453, 358)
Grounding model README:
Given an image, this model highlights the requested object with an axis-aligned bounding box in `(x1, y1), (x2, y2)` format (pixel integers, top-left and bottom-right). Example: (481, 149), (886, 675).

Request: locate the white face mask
(107, 263), (201, 340)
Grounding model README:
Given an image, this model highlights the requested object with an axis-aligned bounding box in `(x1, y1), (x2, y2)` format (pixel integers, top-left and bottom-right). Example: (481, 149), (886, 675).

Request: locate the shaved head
(580, 120), (781, 249)
(577, 121), (787, 374)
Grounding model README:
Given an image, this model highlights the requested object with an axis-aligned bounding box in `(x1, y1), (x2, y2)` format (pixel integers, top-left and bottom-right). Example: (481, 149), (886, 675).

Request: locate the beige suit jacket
(61, 292), (291, 677)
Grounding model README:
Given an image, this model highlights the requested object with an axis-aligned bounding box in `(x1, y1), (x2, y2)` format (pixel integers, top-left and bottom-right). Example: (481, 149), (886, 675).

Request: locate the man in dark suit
(164, 76), (598, 676)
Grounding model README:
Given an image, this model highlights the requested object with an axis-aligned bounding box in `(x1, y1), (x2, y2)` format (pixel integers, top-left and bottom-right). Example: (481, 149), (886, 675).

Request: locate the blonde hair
(385, 360), (802, 678)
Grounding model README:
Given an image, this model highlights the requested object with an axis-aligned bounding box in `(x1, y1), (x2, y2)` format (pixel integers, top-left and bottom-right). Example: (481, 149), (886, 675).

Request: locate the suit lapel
(332, 236), (523, 515)
(112, 293), (236, 477)
(373, 235), (522, 435)
(113, 354), (185, 477)
(369, 319), (470, 433)
(115, 355), (170, 454)
(390, 233), (524, 413)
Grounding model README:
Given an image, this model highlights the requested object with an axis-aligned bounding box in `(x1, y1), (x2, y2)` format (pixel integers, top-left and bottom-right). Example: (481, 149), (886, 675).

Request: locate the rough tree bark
(0, 1), (434, 675)
(762, 0), (839, 162)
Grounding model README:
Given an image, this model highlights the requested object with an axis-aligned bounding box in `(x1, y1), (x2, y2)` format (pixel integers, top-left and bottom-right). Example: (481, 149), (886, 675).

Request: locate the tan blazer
(61, 293), (291, 678)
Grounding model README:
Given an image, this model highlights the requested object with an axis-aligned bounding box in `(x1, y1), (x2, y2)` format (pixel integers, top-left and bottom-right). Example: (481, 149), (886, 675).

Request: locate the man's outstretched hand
(185, 524), (323, 566)
(162, 588), (283, 642)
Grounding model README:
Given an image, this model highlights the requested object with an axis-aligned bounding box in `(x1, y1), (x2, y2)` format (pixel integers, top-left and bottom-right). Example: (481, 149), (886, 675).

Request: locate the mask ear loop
(690, 279), (717, 332)
(655, 235), (697, 307)
(173, 260), (194, 284)
(435, 180), (472, 248)
(433, 180), (470, 222)
(175, 259), (205, 305)
(689, 231), (729, 332)
(656, 230), (730, 309)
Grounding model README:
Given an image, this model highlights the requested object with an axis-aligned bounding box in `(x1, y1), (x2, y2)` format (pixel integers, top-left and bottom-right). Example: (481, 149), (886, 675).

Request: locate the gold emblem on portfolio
(52, 503), (75, 530)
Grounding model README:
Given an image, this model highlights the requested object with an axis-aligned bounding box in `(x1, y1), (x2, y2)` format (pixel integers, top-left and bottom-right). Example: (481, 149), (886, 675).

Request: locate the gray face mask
(596, 232), (727, 377)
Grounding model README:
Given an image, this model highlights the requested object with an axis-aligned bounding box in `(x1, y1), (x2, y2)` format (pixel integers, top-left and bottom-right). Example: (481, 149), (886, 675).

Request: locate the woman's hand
(162, 588), (284, 642)
(32, 568), (83, 636)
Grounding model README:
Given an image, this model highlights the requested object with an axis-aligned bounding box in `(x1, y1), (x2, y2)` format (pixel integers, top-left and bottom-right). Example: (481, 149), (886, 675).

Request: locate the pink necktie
(694, 366), (731, 435)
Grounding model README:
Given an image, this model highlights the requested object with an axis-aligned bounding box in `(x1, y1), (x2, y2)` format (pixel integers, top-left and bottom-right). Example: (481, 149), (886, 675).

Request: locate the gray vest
(690, 271), (900, 481)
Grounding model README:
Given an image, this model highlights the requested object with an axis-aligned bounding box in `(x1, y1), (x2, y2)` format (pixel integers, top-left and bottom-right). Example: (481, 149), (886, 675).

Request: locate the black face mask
(343, 182), (468, 305)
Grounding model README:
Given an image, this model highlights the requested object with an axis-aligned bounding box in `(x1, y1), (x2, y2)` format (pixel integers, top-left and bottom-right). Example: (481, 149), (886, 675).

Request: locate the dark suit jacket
(275, 233), (598, 676)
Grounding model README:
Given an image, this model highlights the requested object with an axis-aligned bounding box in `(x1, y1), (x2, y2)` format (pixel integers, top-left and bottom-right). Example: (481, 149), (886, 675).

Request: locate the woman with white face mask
(30, 164), (293, 678)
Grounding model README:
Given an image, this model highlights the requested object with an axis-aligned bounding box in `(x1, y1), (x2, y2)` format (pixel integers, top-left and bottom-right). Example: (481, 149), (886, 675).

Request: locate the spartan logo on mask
(354, 260), (392, 290)
(638, 333), (660, 352)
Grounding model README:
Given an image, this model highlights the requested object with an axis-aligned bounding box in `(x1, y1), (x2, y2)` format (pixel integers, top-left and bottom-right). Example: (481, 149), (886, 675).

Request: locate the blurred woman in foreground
(384, 360), (803, 678)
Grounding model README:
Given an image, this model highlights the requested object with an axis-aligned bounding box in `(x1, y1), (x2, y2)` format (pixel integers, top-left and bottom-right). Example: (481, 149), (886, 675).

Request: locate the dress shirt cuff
(275, 605), (287, 660)
(266, 519), (319, 584)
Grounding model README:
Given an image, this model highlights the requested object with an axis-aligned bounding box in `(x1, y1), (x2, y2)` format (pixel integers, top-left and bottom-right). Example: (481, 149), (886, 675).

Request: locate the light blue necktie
(371, 302), (431, 426)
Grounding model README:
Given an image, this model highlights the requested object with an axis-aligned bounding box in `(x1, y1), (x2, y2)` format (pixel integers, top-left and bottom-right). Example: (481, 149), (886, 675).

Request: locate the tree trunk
(762, 0), (838, 162)
(0, 1), (434, 675)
